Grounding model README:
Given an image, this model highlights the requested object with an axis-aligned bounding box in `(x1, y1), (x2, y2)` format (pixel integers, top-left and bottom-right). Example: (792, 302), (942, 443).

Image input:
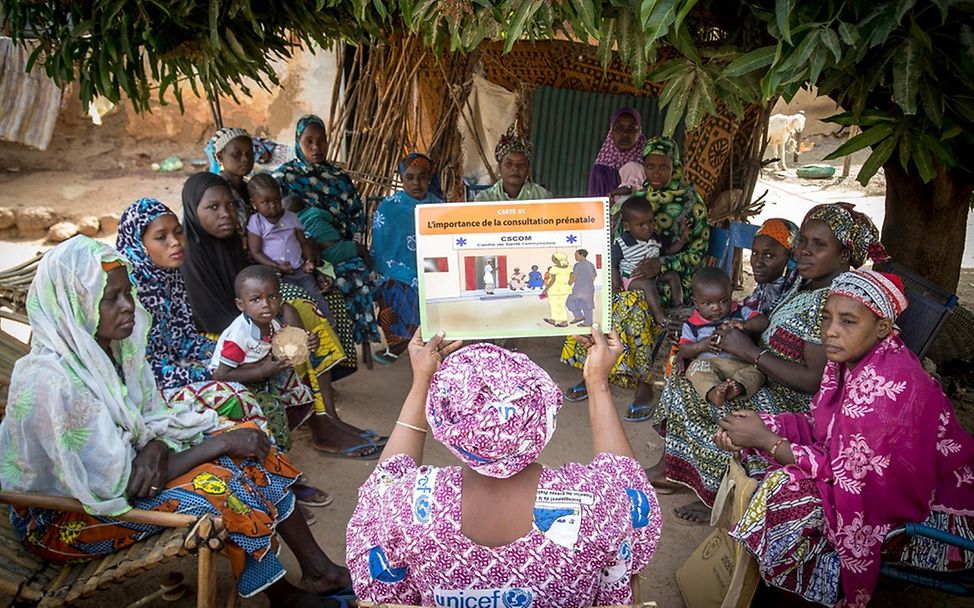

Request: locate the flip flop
(373, 348), (399, 365)
(361, 430), (389, 447)
(623, 403), (655, 422)
(315, 442), (381, 460)
(292, 485), (334, 508)
(299, 504), (317, 526)
(319, 594), (356, 608)
(563, 382), (588, 403)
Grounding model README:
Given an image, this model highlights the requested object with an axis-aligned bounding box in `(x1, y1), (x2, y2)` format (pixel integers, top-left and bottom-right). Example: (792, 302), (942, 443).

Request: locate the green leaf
(504, 0), (545, 53)
(598, 18), (616, 68)
(898, 130), (912, 171)
(825, 110), (895, 127)
(663, 74), (692, 136)
(775, 0), (795, 45)
(644, 0), (677, 44)
(778, 29), (820, 73)
(674, 0), (699, 31)
(659, 70), (691, 108)
(570, 0), (599, 33)
(820, 27), (841, 62)
(639, 0), (659, 27)
(838, 21), (858, 45)
(648, 57), (692, 82)
(930, 0), (952, 23)
(920, 134), (956, 167)
(911, 137), (936, 183)
(824, 123), (895, 160)
(856, 135), (897, 186)
(919, 81), (944, 128)
(723, 45), (776, 77)
(684, 81), (704, 131)
(808, 45), (827, 84)
(209, 0), (221, 49)
(865, 3), (899, 48)
(892, 39), (920, 115)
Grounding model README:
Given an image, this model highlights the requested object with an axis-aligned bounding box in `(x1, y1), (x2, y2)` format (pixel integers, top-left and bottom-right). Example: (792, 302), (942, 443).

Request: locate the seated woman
(588, 107), (646, 197)
(370, 153), (442, 364)
(346, 328), (661, 606)
(649, 202), (889, 524)
(475, 128), (552, 201)
(0, 237), (351, 606)
(180, 171), (381, 459)
(742, 218), (801, 316)
(717, 270), (974, 607)
(206, 127), (255, 218)
(116, 197), (266, 426)
(561, 137), (709, 418)
(274, 114), (381, 350)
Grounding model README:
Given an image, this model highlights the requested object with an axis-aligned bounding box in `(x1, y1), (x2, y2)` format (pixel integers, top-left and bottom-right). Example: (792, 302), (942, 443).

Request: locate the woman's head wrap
(755, 218), (800, 253)
(205, 127), (250, 173)
(594, 108), (646, 170)
(641, 136), (682, 168)
(294, 114), (327, 166)
(552, 252), (569, 267)
(830, 269), (908, 320)
(398, 152), (433, 175)
(426, 343), (563, 478)
(802, 202), (890, 268)
(495, 124), (532, 164)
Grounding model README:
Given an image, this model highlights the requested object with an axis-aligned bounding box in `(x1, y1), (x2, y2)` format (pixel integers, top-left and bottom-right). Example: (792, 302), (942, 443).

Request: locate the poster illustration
(415, 198), (611, 340)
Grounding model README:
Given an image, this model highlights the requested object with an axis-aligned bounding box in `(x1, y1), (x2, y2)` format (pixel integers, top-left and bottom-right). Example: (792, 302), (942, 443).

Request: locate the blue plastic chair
(882, 524), (974, 595)
(707, 221), (760, 275)
(462, 177), (490, 201)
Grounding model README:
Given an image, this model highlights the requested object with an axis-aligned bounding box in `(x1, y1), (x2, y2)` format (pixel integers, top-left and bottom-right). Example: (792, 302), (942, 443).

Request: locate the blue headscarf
(116, 198), (215, 390)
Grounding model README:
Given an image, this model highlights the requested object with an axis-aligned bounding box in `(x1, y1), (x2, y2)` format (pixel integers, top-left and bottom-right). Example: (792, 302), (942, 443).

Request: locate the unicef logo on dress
(501, 588), (532, 608)
(413, 493), (432, 523)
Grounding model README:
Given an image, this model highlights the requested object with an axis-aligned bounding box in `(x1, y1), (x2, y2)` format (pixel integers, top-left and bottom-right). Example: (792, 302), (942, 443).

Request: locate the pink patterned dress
(731, 335), (974, 606)
(346, 453), (661, 607)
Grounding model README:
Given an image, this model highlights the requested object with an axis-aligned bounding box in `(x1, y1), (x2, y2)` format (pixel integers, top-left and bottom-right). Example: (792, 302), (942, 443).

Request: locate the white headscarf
(0, 236), (220, 516)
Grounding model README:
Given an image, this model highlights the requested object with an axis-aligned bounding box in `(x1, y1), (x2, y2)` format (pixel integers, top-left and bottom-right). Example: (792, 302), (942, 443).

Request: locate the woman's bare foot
(299, 563), (352, 595)
(645, 460), (683, 494)
(723, 379), (745, 401)
(633, 380), (655, 407)
(308, 415), (377, 456)
(674, 499), (711, 524)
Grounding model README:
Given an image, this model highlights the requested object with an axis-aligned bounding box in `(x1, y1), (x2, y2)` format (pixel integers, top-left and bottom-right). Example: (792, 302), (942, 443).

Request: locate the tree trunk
(881, 160), (973, 292)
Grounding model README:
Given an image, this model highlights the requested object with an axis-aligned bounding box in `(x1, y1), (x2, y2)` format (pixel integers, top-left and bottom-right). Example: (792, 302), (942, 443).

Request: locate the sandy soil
(1, 128), (973, 607)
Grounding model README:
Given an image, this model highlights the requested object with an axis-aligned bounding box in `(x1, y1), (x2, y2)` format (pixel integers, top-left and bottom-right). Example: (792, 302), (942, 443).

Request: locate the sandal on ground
(361, 429), (389, 447)
(319, 591), (356, 608)
(373, 347), (400, 365)
(292, 485), (334, 508)
(649, 478), (683, 495)
(299, 504), (317, 526)
(623, 403), (655, 422)
(563, 382), (589, 403)
(315, 442), (381, 460)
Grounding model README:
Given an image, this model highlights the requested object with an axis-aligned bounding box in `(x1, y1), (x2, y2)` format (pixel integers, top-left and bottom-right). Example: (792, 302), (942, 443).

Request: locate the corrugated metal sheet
(529, 86), (684, 197)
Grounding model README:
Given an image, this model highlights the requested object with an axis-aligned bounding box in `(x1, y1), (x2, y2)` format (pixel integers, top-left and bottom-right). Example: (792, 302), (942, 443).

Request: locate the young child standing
(246, 173), (333, 323)
(611, 197), (687, 324)
(679, 267), (768, 406)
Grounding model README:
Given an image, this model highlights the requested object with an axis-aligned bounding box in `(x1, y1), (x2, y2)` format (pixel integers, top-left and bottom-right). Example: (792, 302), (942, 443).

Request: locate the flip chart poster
(416, 198), (611, 340)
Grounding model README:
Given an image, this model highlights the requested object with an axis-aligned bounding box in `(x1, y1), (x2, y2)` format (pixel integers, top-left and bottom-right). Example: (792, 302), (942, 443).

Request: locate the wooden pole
(197, 546), (217, 608)
(0, 491), (212, 529)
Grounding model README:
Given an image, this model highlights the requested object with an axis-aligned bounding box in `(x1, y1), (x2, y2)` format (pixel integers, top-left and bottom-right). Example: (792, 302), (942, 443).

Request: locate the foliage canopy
(3, 0), (973, 188)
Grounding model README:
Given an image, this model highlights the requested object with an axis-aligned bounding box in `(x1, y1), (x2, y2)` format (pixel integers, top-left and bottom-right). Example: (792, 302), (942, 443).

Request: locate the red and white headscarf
(829, 269), (908, 320)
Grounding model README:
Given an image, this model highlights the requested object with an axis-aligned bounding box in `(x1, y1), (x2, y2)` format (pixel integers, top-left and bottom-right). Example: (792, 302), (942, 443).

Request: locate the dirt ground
(1, 120), (973, 607)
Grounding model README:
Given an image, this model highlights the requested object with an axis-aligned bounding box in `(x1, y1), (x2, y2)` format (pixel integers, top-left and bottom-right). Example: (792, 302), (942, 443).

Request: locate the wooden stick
(0, 491), (219, 530)
(197, 545), (217, 608)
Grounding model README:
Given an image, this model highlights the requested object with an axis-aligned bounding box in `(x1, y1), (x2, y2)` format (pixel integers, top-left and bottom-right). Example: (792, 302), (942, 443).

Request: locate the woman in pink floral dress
(346, 327), (662, 607)
(715, 270), (974, 607)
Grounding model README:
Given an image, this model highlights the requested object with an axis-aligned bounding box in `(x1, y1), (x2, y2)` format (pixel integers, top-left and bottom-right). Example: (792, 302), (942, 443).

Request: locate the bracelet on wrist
(395, 420), (427, 434)
(754, 348), (770, 366)
(768, 436), (787, 460)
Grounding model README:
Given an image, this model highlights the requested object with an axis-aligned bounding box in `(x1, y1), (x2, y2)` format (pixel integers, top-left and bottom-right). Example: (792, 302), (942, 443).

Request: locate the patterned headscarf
(494, 125), (532, 164)
(116, 198), (215, 390)
(803, 202), (890, 268)
(755, 218), (800, 253)
(397, 152), (433, 175)
(294, 114), (327, 167)
(205, 127), (250, 173)
(830, 269), (908, 320)
(642, 136), (682, 168)
(594, 107), (646, 170)
(426, 343), (563, 478)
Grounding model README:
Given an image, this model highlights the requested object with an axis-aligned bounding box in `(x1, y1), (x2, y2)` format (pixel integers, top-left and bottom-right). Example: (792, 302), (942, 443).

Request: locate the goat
(766, 111), (806, 171)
